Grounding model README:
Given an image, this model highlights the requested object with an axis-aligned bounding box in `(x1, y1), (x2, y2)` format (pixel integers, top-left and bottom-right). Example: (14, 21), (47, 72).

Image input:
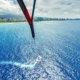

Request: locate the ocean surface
(0, 21), (80, 80)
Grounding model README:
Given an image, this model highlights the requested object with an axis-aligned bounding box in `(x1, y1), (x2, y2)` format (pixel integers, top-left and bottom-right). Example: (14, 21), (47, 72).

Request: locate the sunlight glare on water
(0, 21), (80, 80)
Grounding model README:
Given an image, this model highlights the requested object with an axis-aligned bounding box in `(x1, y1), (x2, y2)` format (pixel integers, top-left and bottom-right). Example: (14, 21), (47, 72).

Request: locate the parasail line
(32, 0), (37, 21)
(17, 0), (35, 38)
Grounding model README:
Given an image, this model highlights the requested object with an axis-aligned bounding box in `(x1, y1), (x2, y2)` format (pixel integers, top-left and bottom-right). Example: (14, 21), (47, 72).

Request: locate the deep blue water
(0, 21), (80, 80)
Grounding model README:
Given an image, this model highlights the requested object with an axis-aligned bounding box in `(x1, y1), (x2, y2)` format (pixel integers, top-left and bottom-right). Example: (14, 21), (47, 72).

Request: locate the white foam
(0, 56), (42, 69)
(0, 61), (34, 69)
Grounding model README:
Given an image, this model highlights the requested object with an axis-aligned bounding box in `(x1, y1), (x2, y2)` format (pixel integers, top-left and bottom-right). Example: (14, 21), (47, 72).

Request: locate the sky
(0, 0), (80, 18)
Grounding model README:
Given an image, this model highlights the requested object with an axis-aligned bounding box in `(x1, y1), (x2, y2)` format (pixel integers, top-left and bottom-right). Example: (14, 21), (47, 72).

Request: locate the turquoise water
(0, 21), (80, 80)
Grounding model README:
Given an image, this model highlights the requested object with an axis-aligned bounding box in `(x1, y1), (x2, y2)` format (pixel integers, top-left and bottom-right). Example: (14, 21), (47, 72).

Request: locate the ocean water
(0, 21), (80, 80)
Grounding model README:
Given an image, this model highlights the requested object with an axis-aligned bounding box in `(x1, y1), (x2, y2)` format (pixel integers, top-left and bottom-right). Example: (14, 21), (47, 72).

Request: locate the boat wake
(0, 56), (42, 69)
